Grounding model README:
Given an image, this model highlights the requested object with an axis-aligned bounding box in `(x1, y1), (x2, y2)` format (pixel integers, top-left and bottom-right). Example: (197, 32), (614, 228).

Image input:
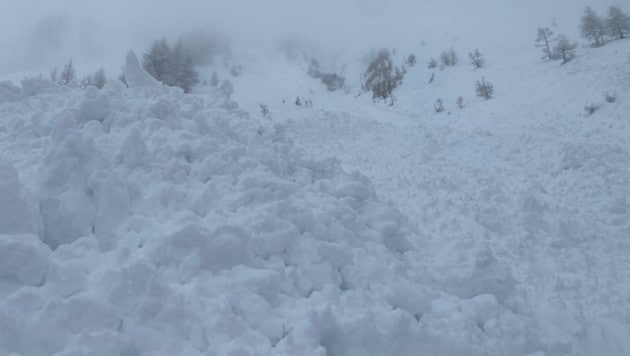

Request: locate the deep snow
(1, 1), (630, 355)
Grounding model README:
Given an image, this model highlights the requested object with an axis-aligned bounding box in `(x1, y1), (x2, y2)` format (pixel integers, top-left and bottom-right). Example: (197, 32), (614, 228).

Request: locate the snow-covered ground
(1, 0), (630, 355)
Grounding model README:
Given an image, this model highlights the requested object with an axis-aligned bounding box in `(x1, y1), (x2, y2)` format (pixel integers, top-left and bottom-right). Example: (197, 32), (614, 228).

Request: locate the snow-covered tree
(468, 49), (485, 68)
(142, 37), (199, 93)
(536, 27), (556, 60)
(362, 49), (405, 105)
(59, 60), (75, 86)
(142, 38), (171, 82)
(606, 5), (630, 40)
(554, 35), (578, 64)
(92, 68), (107, 89)
(580, 6), (606, 46)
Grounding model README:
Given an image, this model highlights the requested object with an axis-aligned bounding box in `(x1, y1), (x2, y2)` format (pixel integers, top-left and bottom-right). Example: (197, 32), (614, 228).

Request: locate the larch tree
(580, 6), (606, 46)
(607, 5), (630, 40)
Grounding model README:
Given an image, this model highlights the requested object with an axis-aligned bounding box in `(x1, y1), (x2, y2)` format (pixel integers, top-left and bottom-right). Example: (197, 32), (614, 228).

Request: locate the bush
(468, 49), (485, 69)
(605, 91), (617, 103)
(434, 98), (445, 113)
(260, 104), (269, 117)
(475, 78), (494, 100)
(456, 96), (464, 109)
(440, 49), (458, 67)
(584, 103), (600, 115)
(427, 57), (438, 69)
(405, 54), (417, 67)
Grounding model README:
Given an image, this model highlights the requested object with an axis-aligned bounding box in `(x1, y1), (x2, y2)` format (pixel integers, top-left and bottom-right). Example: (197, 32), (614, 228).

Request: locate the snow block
(0, 234), (50, 286)
(123, 50), (159, 89)
(0, 160), (41, 235)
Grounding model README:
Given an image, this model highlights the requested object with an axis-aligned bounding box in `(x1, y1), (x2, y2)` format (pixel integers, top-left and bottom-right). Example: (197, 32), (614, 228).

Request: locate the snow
(1, 0), (630, 355)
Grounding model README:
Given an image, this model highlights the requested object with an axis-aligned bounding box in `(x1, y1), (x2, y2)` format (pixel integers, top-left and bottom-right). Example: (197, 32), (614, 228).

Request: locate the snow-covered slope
(1, 1), (629, 355)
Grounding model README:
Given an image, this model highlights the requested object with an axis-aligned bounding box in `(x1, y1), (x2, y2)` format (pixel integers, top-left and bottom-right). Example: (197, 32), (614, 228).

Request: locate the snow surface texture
(1, 54), (474, 356)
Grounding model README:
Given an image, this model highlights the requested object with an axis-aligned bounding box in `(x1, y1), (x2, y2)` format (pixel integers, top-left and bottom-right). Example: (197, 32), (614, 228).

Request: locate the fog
(0, 0), (592, 77)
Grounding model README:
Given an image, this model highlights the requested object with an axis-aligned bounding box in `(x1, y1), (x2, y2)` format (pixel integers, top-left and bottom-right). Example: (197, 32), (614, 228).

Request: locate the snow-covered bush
(584, 103), (600, 115)
(434, 98), (445, 113)
(440, 49), (458, 67)
(605, 90), (617, 103)
(475, 78), (494, 100)
(468, 49), (485, 69)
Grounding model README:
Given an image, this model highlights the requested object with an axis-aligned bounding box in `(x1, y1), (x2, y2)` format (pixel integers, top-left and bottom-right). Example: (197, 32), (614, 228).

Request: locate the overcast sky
(0, 0), (594, 77)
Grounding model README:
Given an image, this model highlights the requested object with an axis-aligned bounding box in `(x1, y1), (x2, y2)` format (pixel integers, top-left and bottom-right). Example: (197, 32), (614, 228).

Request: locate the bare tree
(468, 49), (485, 68)
(536, 27), (556, 60)
(59, 60), (75, 86)
(475, 78), (494, 100)
(607, 5), (630, 40)
(554, 35), (578, 64)
(580, 6), (606, 46)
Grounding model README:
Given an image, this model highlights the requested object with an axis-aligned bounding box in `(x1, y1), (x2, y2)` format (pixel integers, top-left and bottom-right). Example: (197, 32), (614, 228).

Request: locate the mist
(0, 0), (592, 78)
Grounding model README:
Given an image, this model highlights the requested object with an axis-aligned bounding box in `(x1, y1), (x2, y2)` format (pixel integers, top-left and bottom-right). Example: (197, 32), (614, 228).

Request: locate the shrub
(405, 54), (417, 67)
(456, 96), (464, 109)
(427, 57), (438, 69)
(468, 49), (485, 68)
(584, 103), (600, 115)
(260, 104), (269, 117)
(475, 78), (494, 100)
(434, 98), (445, 113)
(440, 49), (458, 67)
(605, 91), (617, 103)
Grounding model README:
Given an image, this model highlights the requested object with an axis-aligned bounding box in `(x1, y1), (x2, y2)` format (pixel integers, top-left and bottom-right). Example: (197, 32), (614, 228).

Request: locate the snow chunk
(0, 234), (50, 286)
(123, 50), (159, 89)
(0, 160), (41, 235)
(0, 81), (21, 103)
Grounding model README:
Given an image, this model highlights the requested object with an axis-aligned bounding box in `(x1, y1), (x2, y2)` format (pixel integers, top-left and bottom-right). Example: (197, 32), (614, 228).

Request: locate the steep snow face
(0, 76), (524, 356)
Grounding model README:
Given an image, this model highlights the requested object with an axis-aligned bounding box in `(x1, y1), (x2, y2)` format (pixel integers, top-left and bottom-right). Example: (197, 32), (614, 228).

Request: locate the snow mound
(0, 80), (501, 356)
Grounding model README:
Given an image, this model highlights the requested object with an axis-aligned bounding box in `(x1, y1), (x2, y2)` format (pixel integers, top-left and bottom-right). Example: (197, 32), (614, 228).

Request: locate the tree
(554, 35), (578, 64)
(59, 60), (75, 86)
(468, 49), (485, 68)
(580, 6), (605, 46)
(536, 27), (556, 60)
(142, 37), (200, 93)
(362, 49), (405, 105)
(92, 68), (107, 89)
(475, 78), (494, 100)
(142, 38), (171, 82)
(607, 5), (630, 40)
(49, 67), (58, 83)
